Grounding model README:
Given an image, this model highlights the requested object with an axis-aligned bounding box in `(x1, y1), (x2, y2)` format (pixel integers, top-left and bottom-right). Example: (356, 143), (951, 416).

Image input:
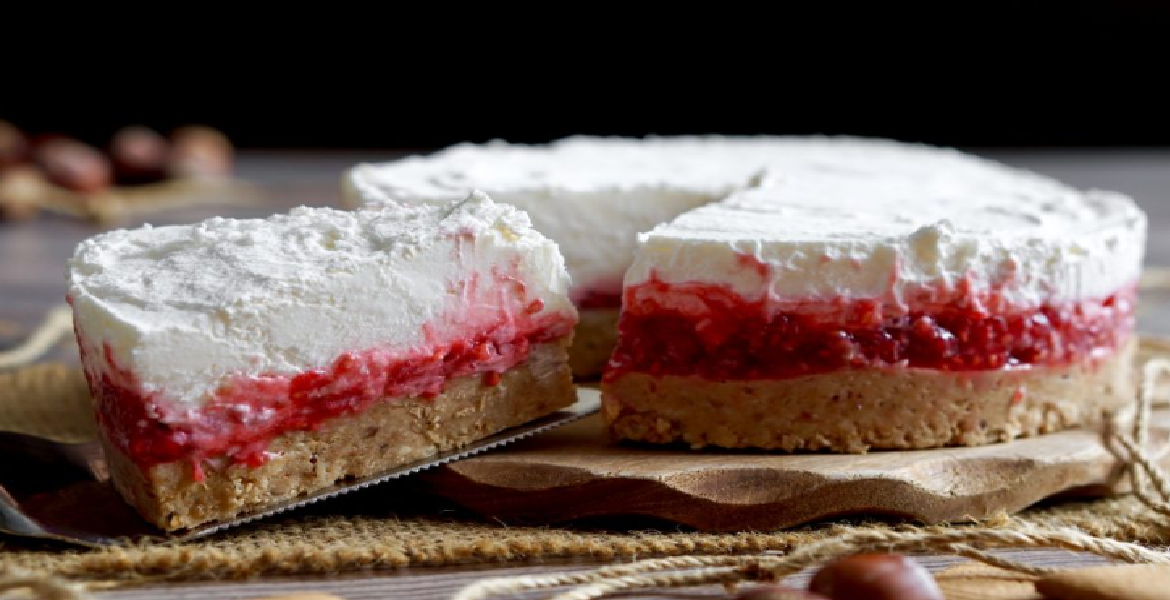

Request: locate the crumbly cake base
(568, 308), (619, 379)
(103, 341), (575, 531)
(603, 339), (1136, 452)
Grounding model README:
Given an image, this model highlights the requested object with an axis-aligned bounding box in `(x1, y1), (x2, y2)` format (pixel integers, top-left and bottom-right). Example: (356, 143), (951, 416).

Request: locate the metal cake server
(0, 390), (600, 547)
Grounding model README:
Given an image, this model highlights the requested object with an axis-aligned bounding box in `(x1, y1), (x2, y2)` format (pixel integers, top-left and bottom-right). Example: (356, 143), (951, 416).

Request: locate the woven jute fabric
(2, 351), (1169, 587)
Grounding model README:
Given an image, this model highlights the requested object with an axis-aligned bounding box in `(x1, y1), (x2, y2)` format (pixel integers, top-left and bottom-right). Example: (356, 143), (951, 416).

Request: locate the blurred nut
(808, 554), (942, 600)
(0, 120), (29, 170)
(35, 138), (112, 194)
(169, 125), (233, 179)
(735, 585), (830, 600)
(0, 165), (48, 221)
(110, 126), (169, 184)
(0, 165), (47, 202)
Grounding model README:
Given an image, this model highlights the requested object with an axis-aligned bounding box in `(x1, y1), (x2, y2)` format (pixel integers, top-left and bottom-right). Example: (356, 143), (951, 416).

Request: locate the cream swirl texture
(629, 160), (1145, 309)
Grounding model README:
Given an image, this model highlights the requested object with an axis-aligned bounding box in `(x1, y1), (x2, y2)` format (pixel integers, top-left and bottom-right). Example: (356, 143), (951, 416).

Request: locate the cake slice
(603, 148), (1146, 451)
(68, 192), (578, 530)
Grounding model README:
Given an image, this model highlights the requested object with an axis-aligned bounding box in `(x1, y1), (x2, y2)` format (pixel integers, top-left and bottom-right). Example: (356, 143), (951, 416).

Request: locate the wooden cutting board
(415, 390), (1170, 531)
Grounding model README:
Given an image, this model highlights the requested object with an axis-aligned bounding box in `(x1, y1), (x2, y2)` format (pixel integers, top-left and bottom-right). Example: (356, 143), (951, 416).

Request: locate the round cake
(601, 143), (1145, 451)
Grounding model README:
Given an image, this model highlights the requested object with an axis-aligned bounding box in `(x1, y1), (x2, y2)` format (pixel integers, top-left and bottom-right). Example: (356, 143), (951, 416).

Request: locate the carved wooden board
(416, 390), (1170, 531)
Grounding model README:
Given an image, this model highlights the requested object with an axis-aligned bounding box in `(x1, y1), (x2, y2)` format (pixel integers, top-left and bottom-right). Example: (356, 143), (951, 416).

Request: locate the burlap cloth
(2, 343), (1170, 588)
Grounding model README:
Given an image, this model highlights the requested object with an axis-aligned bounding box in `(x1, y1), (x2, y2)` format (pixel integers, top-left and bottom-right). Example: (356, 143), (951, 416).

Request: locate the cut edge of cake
(68, 192), (579, 530)
(106, 340), (574, 530)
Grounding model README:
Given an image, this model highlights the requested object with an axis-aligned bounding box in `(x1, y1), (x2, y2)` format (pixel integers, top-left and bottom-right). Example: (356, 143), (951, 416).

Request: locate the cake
(344, 137), (838, 376)
(68, 193), (578, 530)
(602, 145), (1145, 451)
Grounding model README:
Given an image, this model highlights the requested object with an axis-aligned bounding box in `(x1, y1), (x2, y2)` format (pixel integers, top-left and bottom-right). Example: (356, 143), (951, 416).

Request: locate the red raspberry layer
(575, 289), (623, 310)
(572, 280), (624, 310)
(604, 274), (1135, 382)
(78, 306), (574, 475)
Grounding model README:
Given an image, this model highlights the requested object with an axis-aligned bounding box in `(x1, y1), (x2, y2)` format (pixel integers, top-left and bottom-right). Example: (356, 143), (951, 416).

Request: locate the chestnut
(808, 553), (942, 600)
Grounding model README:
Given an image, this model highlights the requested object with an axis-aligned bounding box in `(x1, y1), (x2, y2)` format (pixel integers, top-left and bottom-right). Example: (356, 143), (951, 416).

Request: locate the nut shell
(169, 125), (233, 179)
(0, 165), (48, 221)
(110, 126), (169, 184)
(809, 554), (943, 600)
(35, 138), (112, 194)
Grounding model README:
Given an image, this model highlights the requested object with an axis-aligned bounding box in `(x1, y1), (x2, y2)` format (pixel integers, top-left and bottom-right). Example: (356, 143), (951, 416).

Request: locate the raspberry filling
(572, 281), (624, 310)
(575, 289), (623, 310)
(78, 296), (575, 474)
(604, 274), (1135, 382)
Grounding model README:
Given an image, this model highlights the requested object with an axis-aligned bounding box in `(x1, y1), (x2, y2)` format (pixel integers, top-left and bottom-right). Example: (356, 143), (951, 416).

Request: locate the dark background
(4, 1), (1168, 149)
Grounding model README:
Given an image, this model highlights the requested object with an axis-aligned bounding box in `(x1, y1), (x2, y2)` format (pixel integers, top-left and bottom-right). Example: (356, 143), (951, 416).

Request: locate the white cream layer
(629, 161), (1146, 310)
(68, 193), (574, 409)
(344, 137), (858, 295)
(346, 136), (1146, 309)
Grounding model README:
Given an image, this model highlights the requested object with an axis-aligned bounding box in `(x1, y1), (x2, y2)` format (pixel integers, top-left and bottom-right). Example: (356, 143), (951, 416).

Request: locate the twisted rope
(549, 567), (746, 600)
(0, 567), (90, 600)
(454, 359), (1170, 600)
(454, 555), (753, 600)
(0, 304), (72, 369)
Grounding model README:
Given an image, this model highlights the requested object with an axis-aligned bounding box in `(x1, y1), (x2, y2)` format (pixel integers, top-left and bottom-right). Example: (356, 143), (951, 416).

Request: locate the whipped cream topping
(629, 158), (1146, 310)
(345, 137), (932, 296)
(346, 136), (1146, 310)
(69, 193), (575, 409)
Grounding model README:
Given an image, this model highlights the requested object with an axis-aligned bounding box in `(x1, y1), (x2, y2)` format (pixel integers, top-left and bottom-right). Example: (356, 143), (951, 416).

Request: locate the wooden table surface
(1, 149), (1168, 599)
